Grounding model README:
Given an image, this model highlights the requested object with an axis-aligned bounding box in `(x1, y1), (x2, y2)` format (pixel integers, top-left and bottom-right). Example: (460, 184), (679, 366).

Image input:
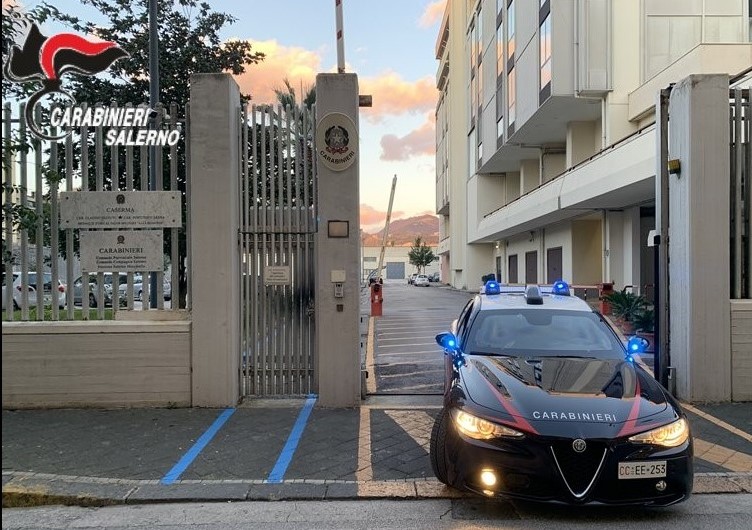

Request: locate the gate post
(189, 74), (241, 406)
(315, 73), (361, 407)
(665, 74), (731, 401)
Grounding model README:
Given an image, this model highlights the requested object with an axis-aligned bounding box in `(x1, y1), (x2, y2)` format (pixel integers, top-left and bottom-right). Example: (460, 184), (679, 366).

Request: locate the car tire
(89, 293), (97, 308)
(430, 408), (451, 485)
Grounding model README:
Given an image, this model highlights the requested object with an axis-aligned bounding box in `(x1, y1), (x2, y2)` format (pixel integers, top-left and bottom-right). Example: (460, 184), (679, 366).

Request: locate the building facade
(436, 0), (751, 292)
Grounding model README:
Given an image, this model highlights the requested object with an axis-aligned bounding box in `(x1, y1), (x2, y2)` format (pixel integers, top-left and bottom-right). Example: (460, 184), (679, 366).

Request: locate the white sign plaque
(80, 230), (163, 273)
(60, 191), (181, 228)
(264, 266), (291, 285)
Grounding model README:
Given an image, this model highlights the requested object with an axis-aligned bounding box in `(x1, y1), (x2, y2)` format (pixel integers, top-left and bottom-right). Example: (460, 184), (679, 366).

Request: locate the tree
(408, 237), (437, 274)
(3, 0), (265, 307)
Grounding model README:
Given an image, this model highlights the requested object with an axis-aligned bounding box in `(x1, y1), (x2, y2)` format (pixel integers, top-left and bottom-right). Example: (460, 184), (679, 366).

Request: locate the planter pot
(614, 317), (634, 336)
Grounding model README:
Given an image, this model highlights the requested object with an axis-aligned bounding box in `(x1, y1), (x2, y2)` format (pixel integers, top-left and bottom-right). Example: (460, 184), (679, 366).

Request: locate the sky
(11, 0), (447, 234)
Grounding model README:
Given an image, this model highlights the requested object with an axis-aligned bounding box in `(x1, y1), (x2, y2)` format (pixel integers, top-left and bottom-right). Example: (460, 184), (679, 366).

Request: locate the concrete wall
(189, 74), (241, 407)
(2, 321), (191, 408)
(731, 301), (752, 401)
(572, 219), (603, 285)
(361, 246), (440, 280)
(667, 75), (731, 402)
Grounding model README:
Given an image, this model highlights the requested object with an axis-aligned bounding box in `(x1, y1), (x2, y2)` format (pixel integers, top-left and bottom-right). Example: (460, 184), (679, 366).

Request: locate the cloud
(361, 203), (405, 230)
(233, 39), (322, 105)
(232, 41), (436, 121)
(380, 113), (436, 161)
(419, 0), (447, 28)
(360, 73), (437, 121)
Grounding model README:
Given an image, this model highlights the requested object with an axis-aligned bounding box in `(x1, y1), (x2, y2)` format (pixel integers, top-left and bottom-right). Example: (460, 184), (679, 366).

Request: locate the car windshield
(466, 309), (624, 359)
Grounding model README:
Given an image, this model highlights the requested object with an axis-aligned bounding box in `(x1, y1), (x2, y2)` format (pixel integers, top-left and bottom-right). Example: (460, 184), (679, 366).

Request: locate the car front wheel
(430, 408), (451, 485)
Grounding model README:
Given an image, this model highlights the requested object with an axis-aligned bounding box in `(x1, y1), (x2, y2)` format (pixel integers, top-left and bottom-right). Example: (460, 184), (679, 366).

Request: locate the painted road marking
(367, 316), (377, 394)
(356, 407), (373, 482)
(267, 394), (317, 484)
(694, 438), (752, 472)
(161, 408), (236, 485)
(683, 403), (752, 443)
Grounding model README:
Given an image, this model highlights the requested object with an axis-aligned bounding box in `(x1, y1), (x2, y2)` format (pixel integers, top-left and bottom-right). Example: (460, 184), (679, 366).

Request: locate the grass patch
(4, 306), (115, 321)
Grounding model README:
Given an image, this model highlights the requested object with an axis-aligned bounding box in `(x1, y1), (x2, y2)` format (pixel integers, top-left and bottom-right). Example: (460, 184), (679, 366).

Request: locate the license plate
(618, 461), (667, 479)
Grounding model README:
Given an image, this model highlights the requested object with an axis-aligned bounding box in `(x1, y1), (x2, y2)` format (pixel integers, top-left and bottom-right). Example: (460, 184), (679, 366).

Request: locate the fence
(730, 88), (751, 300)
(2, 101), (189, 321)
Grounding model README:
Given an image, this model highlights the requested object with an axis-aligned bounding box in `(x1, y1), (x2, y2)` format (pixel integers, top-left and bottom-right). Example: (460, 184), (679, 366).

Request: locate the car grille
(551, 440), (607, 498)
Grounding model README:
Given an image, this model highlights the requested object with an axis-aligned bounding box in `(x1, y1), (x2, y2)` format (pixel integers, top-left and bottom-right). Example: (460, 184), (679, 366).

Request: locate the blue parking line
(160, 408), (236, 485)
(266, 394), (317, 484)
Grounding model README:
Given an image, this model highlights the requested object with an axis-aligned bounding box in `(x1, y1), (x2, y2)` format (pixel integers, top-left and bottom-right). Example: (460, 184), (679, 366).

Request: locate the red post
(370, 282), (383, 317)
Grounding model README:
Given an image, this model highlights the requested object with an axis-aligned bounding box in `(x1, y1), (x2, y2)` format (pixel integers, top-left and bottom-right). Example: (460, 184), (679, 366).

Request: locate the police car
(430, 280), (693, 506)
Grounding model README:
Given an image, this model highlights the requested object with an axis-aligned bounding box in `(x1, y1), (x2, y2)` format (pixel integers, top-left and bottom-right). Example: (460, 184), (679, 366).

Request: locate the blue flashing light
(484, 280), (501, 295)
(626, 336), (646, 355)
(551, 279), (570, 296)
(447, 339), (456, 348)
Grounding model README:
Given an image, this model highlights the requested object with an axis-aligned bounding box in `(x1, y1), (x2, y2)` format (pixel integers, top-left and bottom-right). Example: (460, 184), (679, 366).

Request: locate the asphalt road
(370, 281), (474, 395)
(4, 495), (752, 529)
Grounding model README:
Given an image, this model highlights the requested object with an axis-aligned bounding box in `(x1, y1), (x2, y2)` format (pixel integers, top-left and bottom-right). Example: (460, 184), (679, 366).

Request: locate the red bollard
(370, 282), (383, 317)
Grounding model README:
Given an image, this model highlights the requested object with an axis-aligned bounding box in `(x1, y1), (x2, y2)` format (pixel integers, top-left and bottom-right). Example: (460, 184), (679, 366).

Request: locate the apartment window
(540, 14), (552, 90)
(507, 67), (516, 131)
(468, 128), (477, 176)
(507, 0), (516, 59)
(477, 6), (483, 61)
(643, 0), (746, 80)
(496, 20), (504, 79)
(496, 84), (504, 142)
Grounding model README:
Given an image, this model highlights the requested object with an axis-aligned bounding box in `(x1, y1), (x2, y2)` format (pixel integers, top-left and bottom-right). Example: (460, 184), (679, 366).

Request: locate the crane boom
(376, 175), (397, 281)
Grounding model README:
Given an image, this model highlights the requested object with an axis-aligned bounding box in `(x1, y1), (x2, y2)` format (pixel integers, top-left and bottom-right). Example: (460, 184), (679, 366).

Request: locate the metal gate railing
(240, 103), (317, 397)
(730, 88), (751, 299)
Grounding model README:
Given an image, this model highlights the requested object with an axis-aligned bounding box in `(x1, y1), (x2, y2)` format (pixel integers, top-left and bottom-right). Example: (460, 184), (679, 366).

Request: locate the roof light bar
(551, 280), (571, 296)
(484, 280), (501, 295)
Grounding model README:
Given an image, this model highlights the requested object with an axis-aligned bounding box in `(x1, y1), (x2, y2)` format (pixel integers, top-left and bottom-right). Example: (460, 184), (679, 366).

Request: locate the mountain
(362, 214), (439, 247)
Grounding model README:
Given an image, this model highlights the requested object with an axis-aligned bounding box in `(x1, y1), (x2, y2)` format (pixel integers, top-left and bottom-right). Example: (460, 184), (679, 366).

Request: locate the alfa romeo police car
(430, 280), (693, 506)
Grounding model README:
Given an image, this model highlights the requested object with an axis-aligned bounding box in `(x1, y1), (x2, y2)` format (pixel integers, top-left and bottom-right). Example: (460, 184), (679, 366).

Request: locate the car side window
(455, 299), (475, 344)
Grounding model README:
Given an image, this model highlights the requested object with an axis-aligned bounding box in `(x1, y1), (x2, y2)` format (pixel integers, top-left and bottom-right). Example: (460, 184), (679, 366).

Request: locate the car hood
(461, 354), (672, 437)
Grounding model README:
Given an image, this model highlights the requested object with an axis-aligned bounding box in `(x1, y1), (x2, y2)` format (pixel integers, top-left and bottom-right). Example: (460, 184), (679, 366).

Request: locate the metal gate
(239, 103), (317, 397)
(730, 87), (751, 299)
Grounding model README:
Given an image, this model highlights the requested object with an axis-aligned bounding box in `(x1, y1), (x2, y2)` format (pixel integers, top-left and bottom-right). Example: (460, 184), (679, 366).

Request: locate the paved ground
(2, 281), (751, 506)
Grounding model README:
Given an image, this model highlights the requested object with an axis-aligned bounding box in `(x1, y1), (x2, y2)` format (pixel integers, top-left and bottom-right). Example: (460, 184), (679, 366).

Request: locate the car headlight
(449, 408), (524, 440)
(628, 418), (689, 447)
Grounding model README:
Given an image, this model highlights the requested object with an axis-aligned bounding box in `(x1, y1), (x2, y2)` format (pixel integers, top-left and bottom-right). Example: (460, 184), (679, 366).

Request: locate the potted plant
(604, 290), (648, 335)
(633, 308), (655, 353)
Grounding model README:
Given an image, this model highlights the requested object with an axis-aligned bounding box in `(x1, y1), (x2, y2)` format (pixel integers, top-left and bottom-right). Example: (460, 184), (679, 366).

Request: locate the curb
(4, 471), (751, 508)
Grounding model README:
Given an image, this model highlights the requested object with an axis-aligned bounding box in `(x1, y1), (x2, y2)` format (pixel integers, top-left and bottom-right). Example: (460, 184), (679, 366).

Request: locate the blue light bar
(626, 336), (646, 354)
(484, 280), (501, 295)
(551, 279), (570, 296)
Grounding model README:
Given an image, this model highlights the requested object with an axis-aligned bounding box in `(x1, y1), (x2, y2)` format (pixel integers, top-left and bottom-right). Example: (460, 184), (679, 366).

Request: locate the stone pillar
(314, 73), (361, 407)
(189, 74), (241, 406)
(667, 74), (731, 401)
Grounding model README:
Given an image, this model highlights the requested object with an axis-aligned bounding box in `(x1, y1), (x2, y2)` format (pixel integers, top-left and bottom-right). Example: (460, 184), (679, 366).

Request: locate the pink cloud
(360, 73), (438, 122)
(419, 0), (447, 28)
(233, 39), (321, 105)
(360, 204), (406, 230)
(380, 113), (435, 161)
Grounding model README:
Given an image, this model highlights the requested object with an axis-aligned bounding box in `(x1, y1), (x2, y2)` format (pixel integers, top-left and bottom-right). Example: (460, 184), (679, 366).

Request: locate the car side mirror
(436, 332), (458, 352)
(626, 335), (649, 355)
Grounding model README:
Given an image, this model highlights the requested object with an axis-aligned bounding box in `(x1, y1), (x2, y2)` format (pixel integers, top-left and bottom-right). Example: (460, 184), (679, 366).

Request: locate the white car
(5, 271), (67, 310)
(118, 275), (171, 302)
(414, 274), (430, 287)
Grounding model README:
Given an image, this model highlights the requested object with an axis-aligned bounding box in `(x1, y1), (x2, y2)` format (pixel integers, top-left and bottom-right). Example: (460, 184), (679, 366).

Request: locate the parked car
(429, 272), (440, 282)
(72, 274), (115, 308)
(408, 273), (418, 285)
(414, 274), (430, 287)
(2, 272), (19, 310)
(118, 275), (171, 302)
(6, 271), (66, 310)
(430, 279), (692, 506)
